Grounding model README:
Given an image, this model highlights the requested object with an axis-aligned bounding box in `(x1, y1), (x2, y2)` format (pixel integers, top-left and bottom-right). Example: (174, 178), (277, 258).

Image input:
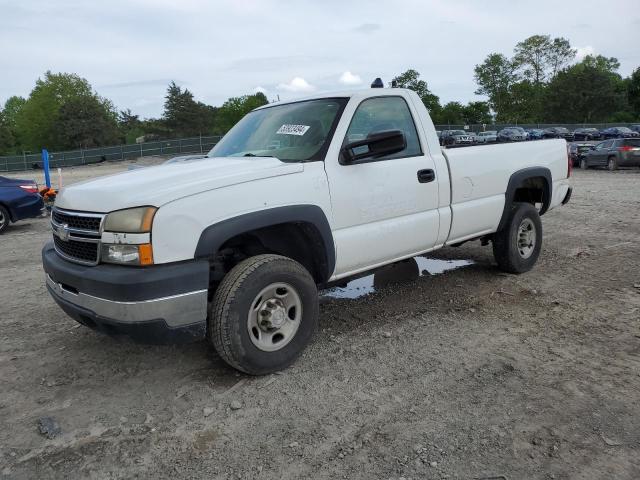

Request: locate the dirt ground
(1, 160), (639, 480)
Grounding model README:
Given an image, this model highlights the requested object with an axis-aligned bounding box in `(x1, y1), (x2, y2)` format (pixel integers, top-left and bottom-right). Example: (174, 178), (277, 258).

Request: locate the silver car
(476, 131), (498, 143)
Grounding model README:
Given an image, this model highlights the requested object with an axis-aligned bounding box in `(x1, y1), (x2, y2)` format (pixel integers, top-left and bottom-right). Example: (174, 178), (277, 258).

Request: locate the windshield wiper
(243, 153), (273, 157)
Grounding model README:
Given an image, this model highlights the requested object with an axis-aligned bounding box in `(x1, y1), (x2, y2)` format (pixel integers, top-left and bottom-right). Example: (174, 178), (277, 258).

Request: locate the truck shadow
(57, 250), (500, 381)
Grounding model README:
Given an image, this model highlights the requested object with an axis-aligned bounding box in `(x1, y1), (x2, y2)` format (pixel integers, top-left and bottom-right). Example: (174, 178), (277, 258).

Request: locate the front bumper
(42, 242), (209, 344)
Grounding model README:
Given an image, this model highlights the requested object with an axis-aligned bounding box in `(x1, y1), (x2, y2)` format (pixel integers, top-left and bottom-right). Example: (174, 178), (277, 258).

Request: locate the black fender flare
(497, 167), (552, 232)
(194, 204), (336, 282)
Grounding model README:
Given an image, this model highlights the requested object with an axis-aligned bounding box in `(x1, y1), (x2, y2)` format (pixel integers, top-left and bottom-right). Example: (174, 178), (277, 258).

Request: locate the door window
(344, 96), (422, 160)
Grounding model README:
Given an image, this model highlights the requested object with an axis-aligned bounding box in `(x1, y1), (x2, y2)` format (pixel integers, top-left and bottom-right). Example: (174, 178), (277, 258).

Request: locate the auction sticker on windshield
(276, 124), (310, 136)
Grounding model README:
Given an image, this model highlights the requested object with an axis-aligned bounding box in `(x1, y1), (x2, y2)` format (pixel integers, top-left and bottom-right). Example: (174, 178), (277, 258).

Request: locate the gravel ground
(1, 161), (639, 479)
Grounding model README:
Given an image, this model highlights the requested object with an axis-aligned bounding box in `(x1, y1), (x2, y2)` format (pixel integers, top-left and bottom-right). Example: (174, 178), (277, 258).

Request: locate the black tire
(209, 254), (319, 375)
(0, 205), (10, 234)
(492, 203), (542, 274)
(607, 156), (617, 171)
(580, 158), (589, 170)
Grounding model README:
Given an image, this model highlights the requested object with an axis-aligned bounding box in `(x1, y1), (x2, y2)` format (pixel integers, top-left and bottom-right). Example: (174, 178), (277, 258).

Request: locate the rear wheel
(607, 157), (617, 171)
(580, 158), (589, 170)
(0, 205), (10, 234)
(492, 203), (542, 274)
(209, 254), (319, 375)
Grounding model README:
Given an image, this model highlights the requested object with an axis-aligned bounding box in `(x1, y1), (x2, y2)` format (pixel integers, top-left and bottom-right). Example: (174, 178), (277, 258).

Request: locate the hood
(55, 156), (303, 213)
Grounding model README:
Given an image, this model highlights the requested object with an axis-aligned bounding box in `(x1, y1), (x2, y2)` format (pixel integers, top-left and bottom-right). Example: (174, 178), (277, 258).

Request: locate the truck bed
(441, 139), (569, 244)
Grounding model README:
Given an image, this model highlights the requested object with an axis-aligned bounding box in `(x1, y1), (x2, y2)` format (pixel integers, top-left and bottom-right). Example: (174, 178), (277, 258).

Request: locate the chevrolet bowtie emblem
(55, 223), (70, 242)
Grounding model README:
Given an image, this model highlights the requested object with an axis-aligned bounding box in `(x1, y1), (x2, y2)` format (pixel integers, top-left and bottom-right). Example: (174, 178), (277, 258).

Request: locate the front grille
(51, 208), (103, 265)
(54, 235), (99, 263)
(52, 209), (102, 231)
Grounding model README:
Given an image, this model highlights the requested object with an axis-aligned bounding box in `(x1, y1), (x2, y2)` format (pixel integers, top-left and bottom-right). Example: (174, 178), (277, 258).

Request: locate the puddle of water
(321, 257), (474, 300)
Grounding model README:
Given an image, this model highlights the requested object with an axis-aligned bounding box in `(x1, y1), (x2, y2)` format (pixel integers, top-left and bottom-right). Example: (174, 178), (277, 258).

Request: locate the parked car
(568, 142), (595, 167)
(440, 129), (474, 146)
(42, 87), (572, 374)
(0, 176), (44, 234)
(573, 128), (602, 141)
(526, 129), (544, 140)
(580, 138), (640, 170)
(476, 130), (498, 143)
(601, 126), (640, 139)
(629, 125), (640, 133)
(543, 127), (574, 141)
(497, 127), (526, 142)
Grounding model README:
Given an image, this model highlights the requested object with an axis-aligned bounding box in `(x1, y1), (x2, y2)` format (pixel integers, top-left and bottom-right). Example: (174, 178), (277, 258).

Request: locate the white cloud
(339, 71), (363, 86)
(576, 46), (595, 61)
(253, 86), (267, 94)
(276, 77), (315, 93)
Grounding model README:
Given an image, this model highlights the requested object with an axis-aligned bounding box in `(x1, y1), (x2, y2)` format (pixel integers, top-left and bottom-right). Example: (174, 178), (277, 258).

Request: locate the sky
(1, 0), (639, 118)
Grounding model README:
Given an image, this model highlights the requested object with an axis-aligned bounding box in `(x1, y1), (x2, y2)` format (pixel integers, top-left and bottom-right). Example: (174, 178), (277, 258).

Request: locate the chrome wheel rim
(608, 159), (615, 170)
(517, 218), (536, 259)
(247, 282), (302, 352)
(0, 210), (6, 230)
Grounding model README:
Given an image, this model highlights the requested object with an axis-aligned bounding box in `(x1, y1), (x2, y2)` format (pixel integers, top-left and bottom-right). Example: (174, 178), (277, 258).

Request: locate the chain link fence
(0, 135), (223, 173)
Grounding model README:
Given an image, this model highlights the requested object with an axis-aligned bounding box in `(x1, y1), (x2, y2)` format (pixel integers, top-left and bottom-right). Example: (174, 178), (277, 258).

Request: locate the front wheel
(580, 158), (589, 170)
(607, 157), (617, 171)
(492, 203), (542, 274)
(209, 254), (319, 375)
(0, 205), (10, 234)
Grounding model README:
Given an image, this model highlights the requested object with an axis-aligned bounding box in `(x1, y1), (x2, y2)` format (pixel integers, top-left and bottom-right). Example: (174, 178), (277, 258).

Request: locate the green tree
(435, 102), (465, 125)
(14, 71), (115, 151)
(474, 53), (518, 121)
(3, 96), (26, 130)
(513, 35), (575, 85)
(118, 109), (145, 143)
(391, 69), (441, 112)
(163, 81), (216, 137)
(57, 96), (119, 148)
(0, 111), (15, 155)
(0, 96), (26, 154)
(544, 55), (626, 122)
(462, 101), (492, 124)
(628, 67), (640, 119)
(215, 92), (268, 133)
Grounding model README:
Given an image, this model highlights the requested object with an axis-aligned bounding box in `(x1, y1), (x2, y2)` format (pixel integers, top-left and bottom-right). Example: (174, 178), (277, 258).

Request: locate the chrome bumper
(46, 274), (207, 328)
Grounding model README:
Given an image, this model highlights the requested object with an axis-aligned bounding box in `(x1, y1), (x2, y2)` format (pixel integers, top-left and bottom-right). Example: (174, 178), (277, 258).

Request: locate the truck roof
(254, 87), (415, 110)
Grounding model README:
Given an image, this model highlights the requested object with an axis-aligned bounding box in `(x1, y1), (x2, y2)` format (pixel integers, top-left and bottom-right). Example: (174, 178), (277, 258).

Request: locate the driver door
(325, 95), (441, 278)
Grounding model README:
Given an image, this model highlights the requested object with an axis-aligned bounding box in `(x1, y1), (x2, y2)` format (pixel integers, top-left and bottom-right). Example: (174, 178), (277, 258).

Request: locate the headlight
(104, 206), (157, 233)
(102, 207), (156, 266)
(101, 243), (154, 266)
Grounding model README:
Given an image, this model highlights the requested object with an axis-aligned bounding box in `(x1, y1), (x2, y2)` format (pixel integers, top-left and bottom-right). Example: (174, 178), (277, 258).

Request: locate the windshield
(451, 130), (466, 135)
(618, 127), (632, 133)
(208, 98), (348, 162)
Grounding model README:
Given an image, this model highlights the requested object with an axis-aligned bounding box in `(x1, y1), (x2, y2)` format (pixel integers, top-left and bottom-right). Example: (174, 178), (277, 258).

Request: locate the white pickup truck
(43, 87), (572, 374)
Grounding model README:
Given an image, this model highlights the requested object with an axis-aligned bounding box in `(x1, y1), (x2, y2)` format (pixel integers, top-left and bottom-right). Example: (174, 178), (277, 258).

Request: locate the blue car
(0, 176), (44, 233)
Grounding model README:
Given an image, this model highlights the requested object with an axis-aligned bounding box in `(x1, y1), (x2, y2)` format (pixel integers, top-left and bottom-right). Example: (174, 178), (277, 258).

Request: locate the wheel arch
(497, 167), (552, 232)
(194, 205), (335, 284)
(0, 201), (14, 223)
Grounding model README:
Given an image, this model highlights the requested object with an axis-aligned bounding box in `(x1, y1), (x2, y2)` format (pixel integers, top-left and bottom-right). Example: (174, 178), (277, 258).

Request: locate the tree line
(1, 33), (638, 155)
(394, 36), (639, 126)
(0, 74), (268, 155)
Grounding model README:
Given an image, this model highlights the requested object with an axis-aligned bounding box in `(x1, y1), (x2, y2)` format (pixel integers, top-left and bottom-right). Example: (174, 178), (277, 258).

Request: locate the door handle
(417, 169), (435, 183)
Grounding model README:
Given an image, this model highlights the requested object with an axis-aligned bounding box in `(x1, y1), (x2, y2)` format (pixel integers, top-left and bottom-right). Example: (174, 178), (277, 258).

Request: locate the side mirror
(341, 130), (406, 163)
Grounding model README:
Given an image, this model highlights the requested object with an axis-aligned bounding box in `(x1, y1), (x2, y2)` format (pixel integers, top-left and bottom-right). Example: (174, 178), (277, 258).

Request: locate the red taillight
(19, 184), (38, 194)
(618, 146), (634, 152)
